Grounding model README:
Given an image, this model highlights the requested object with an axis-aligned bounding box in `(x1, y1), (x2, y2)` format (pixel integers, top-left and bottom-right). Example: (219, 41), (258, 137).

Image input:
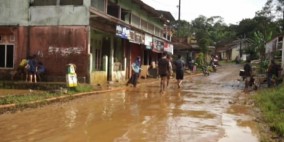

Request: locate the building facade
(0, 0), (174, 84)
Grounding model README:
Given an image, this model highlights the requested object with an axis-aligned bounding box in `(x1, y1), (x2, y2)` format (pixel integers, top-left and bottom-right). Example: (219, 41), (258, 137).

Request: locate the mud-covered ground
(0, 63), (263, 142)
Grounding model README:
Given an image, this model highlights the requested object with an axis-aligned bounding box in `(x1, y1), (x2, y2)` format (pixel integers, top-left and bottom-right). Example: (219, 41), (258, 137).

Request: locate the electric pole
(178, 0), (181, 21)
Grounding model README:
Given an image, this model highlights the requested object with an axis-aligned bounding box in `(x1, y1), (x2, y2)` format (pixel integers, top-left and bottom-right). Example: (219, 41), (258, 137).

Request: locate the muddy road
(0, 64), (259, 142)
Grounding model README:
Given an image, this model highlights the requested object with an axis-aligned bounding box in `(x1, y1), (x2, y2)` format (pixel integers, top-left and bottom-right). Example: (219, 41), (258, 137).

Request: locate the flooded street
(0, 64), (259, 142)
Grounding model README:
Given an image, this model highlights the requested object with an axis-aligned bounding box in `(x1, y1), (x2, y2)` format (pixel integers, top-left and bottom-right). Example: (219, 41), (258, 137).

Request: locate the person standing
(27, 55), (38, 83)
(267, 60), (279, 87)
(126, 56), (141, 87)
(166, 54), (173, 87)
(243, 59), (252, 89)
(158, 53), (170, 93)
(174, 55), (185, 88)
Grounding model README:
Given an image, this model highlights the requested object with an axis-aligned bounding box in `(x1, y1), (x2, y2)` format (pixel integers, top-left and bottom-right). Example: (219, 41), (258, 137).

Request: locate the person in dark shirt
(243, 59), (253, 89)
(158, 53), (170, 93)
(267, 60), (280, 87)
(174, 55), (185, 88)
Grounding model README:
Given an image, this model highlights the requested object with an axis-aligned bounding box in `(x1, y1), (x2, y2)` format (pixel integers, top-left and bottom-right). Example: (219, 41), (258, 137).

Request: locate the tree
(172, 20), (191, 38)
(247, 31), (272, 60)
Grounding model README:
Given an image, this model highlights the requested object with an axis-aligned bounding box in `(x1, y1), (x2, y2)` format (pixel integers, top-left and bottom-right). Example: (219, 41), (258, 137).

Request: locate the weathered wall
(0, 0), (90, 26)
(29, 5), (90, 26)
(0, 0), (29, 26)
(29, 26), (89, 79)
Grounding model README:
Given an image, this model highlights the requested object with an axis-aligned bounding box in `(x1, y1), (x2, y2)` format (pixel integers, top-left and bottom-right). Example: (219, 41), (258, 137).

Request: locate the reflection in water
(219, 113), (259, 142)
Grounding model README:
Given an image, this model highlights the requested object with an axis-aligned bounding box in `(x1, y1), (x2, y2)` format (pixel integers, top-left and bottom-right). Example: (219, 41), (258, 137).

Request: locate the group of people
(158, 53), (185, 93)
(126, 53), (185, 94)
(17, 55), (46, 83)
(243, 59), (281, 89)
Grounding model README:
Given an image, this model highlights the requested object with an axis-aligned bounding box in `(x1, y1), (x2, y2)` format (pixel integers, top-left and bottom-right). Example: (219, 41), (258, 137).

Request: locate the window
(107, 2), (119, 18)
(131, 14), (140, 28)
(91, 0), (106, 12)
(121, 8), (131, 24)
(0, 44), (14, 68)
(141, 20), (147, 31)
(147, 24), (154, 34)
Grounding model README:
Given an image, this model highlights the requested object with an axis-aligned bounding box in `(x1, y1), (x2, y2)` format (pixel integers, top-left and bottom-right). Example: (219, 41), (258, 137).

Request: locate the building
(0, 0), (175, 84)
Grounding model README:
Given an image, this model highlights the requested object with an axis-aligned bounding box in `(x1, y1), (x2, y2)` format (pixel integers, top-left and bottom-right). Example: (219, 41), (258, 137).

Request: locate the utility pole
(239, 34), (246, 58)
(178, 0), (181, 21)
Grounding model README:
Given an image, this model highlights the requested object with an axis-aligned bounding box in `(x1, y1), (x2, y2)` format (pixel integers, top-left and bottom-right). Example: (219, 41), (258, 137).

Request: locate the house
(265, 35), (284, 68)
(0, 0), (175, 84)
(216, 39), (248, 62)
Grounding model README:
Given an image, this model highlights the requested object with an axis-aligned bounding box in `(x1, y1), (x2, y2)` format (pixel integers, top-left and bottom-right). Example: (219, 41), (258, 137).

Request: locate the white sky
(142, 0), (268, 25)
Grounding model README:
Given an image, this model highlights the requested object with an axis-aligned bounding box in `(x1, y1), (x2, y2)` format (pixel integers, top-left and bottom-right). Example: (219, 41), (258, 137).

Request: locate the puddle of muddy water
(219, 113), (259, 142)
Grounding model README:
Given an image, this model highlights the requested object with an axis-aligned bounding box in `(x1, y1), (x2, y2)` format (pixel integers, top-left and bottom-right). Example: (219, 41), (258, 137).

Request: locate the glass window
(0, 44), (14, 68)
(91, 0), (106, 12)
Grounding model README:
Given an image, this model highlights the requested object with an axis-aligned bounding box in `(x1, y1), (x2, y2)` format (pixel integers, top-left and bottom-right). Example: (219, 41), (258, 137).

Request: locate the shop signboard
(116, 25), (130, 39)
(129, 30), (145, 44)
(152, 38), (164, 53)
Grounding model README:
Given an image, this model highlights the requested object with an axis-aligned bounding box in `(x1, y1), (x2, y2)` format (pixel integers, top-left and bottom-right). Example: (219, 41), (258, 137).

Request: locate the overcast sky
(142, 0), (268, 25)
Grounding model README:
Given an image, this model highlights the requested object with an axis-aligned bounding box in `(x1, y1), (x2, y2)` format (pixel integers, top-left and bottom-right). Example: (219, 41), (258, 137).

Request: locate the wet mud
(0, 64), (259, 142)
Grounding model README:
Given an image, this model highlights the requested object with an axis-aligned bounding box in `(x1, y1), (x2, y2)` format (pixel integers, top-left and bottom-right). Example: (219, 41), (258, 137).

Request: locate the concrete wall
(232, 46), (239, 61)
(0, 0), (90, 26)
(0, 0), (29, 26)
(29, 5), (90, 26)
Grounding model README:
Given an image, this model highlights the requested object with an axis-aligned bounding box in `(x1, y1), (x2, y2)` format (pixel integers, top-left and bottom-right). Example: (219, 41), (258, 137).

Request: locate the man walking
(174, 55), (185, 88)
(158, 53), (170, 93)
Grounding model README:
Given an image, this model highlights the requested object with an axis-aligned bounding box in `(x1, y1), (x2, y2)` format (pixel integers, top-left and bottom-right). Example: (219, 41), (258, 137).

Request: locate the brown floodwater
(0, 64), (259, 142)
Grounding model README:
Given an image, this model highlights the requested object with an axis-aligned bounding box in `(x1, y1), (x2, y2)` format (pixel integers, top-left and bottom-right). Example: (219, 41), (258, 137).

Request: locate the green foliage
(254, 85), (284, 136)
(259, 59), (270, 73)
(173, 20), (191, 38)
(0, 84), (94, 105)
(195, 53), (206, 68)
(247, 31), (272, 60)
